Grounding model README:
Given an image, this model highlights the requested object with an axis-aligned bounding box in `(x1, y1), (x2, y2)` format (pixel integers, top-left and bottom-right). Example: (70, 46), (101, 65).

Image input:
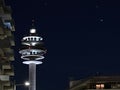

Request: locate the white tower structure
(19, 25), (46, 90)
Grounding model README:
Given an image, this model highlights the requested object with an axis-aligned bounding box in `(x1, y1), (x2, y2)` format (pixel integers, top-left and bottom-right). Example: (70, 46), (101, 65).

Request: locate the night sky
(4, 0), (120, 90)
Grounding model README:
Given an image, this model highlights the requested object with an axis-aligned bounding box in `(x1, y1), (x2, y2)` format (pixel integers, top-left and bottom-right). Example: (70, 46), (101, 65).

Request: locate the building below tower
(69, 75), (120, 90)
(0, 0), (15, 90)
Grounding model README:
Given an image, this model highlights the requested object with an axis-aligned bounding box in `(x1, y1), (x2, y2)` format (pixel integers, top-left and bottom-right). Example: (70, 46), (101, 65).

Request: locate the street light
(14, 81), (30, 90)
(16, 81), (30, 86)
(24, 81), (30, 86)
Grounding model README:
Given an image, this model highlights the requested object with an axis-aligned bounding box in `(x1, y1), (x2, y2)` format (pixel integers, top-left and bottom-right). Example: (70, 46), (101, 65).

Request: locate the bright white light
(31, 42), (36, 46)
(24, 81), (30, 86)
(30, 29), (36, 33)
(23, 61), (43, 64)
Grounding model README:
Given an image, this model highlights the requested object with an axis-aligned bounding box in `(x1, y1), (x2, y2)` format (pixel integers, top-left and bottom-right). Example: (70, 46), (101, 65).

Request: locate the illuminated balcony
(0, 7), (4, 13)
(0, 39), (11, 47)
(0, 26), (7, 40)
(2, 64), (11, 69)
(2, 81), (11, 86)
(4, 29), (12, 37)
(10, 40), (15, 46)
(0, 75), (9, 81)
(9, 35), (15, 46)
(0, 56), (14, 63)
(0, 48), (14, 61)
(0, 13), (12, 24)
(8, 56), (14, 61)
(3, 68), (14, 76)
(0, 26), (4, 34)
(4, 85), (14, 90)
(3, 48), (14, 56)
(0, 48), (4, 56)
(0, 56), (7, 63)
(4, 6), (11, 14)
(0, 5), (11, 14)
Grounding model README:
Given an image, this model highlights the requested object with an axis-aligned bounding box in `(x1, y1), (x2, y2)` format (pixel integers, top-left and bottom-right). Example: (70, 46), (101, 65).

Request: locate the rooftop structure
(69, 76), (120, 90)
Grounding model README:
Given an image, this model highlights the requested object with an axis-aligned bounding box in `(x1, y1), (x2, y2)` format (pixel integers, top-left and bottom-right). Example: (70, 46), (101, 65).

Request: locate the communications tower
(19, 24), (47, 90)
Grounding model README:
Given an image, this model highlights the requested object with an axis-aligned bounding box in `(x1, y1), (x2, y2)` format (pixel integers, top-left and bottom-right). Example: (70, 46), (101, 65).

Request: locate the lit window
(96, 84), (104, 89)
(96, 84), (100, 89)
(4, 22), (12, 30)
(101, 84), (104, 89)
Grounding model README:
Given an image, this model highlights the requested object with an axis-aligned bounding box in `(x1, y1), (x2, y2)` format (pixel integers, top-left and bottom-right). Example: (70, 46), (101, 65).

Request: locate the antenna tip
(32, 19), (35, 23)
(31, 19), (35, 28)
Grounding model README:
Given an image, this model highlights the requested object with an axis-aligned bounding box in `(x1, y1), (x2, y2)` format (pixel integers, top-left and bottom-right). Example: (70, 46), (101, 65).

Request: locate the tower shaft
(29, 63), (36, 90)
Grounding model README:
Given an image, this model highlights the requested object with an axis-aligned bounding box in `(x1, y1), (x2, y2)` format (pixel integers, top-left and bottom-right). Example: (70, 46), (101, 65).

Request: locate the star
(96, 5), (99, 8)
(44, 2), (47, 6)
(100, 19), (104, 22)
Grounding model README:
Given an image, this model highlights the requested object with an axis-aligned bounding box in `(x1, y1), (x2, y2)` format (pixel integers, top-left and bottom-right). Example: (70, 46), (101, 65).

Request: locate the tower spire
(30, 19), (36, 34)
(32, 19), (35, 29)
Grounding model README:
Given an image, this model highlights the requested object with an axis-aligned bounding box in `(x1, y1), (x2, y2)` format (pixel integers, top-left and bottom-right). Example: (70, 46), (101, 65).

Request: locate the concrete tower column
(29, 63), (36, 90)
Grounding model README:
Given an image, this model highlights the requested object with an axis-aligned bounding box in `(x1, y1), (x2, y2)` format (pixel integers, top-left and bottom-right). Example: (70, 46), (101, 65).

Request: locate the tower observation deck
(19, 27), (47, 90)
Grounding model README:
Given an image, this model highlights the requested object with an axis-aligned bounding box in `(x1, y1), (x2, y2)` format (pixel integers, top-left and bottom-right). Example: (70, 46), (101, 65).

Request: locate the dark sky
(5, 0), (120, 90)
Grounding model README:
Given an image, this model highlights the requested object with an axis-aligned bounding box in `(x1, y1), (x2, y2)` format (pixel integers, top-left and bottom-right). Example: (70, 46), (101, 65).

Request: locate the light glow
(23, 61), (43, 64)
(96, 84), (104, 89)
(30, 29), (36, 33)
(25, 81), (30, 86)
(31, 42), (36, 46)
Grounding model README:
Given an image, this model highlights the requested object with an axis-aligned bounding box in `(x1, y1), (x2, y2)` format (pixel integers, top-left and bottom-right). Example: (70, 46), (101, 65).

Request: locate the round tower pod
(19, 26), (46, 63)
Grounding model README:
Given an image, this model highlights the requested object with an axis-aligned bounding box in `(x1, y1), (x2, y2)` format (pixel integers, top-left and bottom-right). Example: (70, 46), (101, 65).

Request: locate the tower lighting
(19, 26), (46, 90)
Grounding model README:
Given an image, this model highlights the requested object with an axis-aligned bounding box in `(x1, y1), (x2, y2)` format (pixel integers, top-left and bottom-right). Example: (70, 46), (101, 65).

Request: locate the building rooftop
(70, 75), (120, 90)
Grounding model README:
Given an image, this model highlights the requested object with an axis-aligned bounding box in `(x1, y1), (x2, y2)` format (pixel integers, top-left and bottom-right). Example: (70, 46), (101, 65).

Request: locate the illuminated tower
(19, 24), (46, 90)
